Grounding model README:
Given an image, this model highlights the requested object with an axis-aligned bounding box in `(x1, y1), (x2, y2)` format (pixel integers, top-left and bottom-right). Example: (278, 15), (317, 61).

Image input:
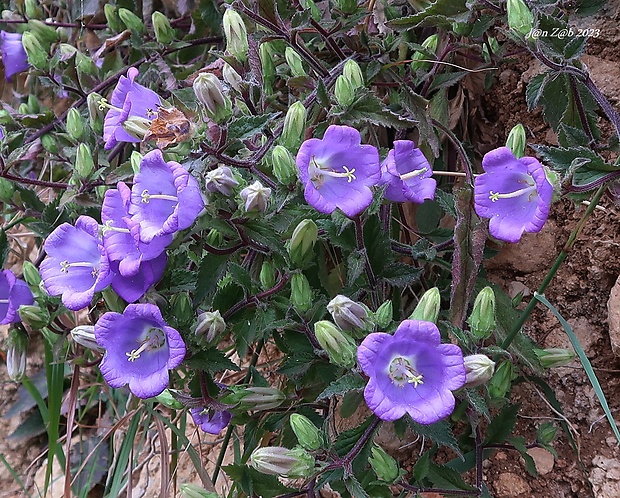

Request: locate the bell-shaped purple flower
(380, 141), (436, 203)
(190, 407), (232, 434)
(357, 320), (466, 424)
(110, 253), (167, 303)
(0, 270), (34, 324)
(95, 303), (186, 399)
(474, 147), (553, 243)
(129, 149), (205, 243)
(39, 216), (114, 311)
(0, 31), (29, 81)
(102, 67), (162, 150)
(296, 125), (381, 217)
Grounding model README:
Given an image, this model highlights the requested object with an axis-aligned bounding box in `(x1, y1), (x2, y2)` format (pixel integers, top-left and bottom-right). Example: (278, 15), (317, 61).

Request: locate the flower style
(380, 140), (436, 203)
(102, 67), (162, 150)
(0, 31), (29, 81)
(39, 216), (114, 311)
(190, 407), (232, 434)
(296, 125), (381, 217)
(474, 147), (553, 243)
(129, 149), (205, 243)
(95, 303), (186, 398)
(0, 270), (34, 324)
(110, 253), (167, 303)
(357, 320), (466, 424)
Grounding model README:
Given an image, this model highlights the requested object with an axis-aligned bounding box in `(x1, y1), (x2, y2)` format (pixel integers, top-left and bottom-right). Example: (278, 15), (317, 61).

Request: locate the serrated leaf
(184, 347), (240, 373)
(347, 249), (366, 286)
(227, 113), (278, 140)
(508, 436), (538, 477)
(381, 262), (422, 287)
(557, 123), (591, 148)
(434, 188), (457, 218)
(0, 230), (8, 267)
(277, 351), (317, 376)
(407, 417), (462, 457)
(228, 262), (254, 292)
(344, 476), (370, 498)
(425, 458), (477, 491)
(399, 88), (439, 157)
(223, 465), (293, 498)
(194, 253), (229, 307)
(388, 0), (469, 28)
(484, 403), (520, 444)
(465, 388), (490, 420)
(336, 92), (417, 129)
(525, 73), (548, 111)
(317, 372), (366, 400)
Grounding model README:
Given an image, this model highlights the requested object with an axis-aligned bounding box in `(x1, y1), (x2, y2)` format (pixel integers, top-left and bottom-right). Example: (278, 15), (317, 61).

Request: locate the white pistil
(98, 97), (123, 113)
(140, 189), (179, 204)
(0, 299), (10, 304)
(60, 260), (98, 279)
(309, 157), (357, 189)
(126, 328), (166, 362)
(388, 356), (424, 388)
(488, 185), (536, 203)
(101, 220), (131, 235)
(399, 167), (427, 181)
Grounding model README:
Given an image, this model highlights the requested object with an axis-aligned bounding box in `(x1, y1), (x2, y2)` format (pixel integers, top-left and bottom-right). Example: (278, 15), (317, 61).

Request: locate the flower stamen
(399, 167), (428, 181)
(389, 356), (424, 388)
(98, 97), (123, 113)
(309, 157), (357, 188)
(489, 180), (536, 203)
(140, 189), (179, 204)
(101, 220), (131, 235)
(126, 327), (166, 362)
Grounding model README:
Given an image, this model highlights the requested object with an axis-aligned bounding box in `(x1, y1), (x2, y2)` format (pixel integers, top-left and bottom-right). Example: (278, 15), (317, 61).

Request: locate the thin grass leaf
(0, 453), (29, 494)
(106, 411), (142, 497)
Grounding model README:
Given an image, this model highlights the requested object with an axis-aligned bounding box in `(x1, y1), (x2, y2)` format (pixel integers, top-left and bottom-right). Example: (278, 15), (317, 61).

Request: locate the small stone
(607, 275), (620, 357)
(493, 472), (531, 496)
(527, 447), (554, 475)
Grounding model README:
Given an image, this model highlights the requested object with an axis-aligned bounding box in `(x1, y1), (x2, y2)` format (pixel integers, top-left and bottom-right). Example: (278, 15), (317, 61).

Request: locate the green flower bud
(222, 63), (243, 94)
(223, 9), (248, 62)
(374, 300), (393, 329)
(193, 73), (232, 123)
(18, 305), (49, 330)
(488, 360), (514, 399)
(41, 134), (59, 154)
(76, 51), (98, 76)
(536, 422), (558, 445)
(259, 261), (276, 290)
(180, 483), (220, 498)
(463, 354), (495, 388)
(28, 20), (58, 46)
(280, 101), (307, 152)
(0, 177), (15, 203)
(87, 92), (104, 134)
(195, 310), (226, 343)
(6, 329), (27, 381)
(0, 109), (15, 125)
(104, 5), (124, 33)
(343, 60), (364, 90)
(206, 228), (223, 247)
(408, 287), (441, 323)
(66, 108), (84, 140)
(334, 0), (358, 14)
(506, 124), (527, 159)
(130, 151), (143, 175)
(291, 273), (312, 313)
(155, 389), (185, 410)
(118, 8), (145, 34)
(259, 42), (276, 91)
(271, 145), (297, 185)
(369, 444), (400, 483)
(411, 34), (439, 72)
(533, 348), (576, 368)
(249, 446), (314, 478)
(314, 320), (357, 369)
(75, 143), (95, 178)
(334, 75), (355, 107)
(327, 295), (369, 331)
(171, 293), (193, 325)
(152, 11), (175, 44)
(70, 325), (104, 352)
(122, 115), (151, 141)
(25, 0), (43, 19)
(285, 47), (306, 77)
(226, 386), (286, 411)
(290, 413), (322, 451)
(288, 219), (318, 267)
(20, 261), (41, 287)
(21, 31), (48, 70)
(58, 43), (77, 61)
(507, 0), (534, 37)
(467, 287), (496, 340)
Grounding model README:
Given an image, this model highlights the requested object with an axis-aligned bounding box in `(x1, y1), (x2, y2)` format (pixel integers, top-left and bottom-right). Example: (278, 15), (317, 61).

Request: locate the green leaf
(227, 113), (278, 140)
(484, 403), (520, 445)
(194, 253), (229, 307)
(0, 230), (8, 268)
(381, 262), (423, 287)
(407, 417), (462, 457)
(424, 459), (477, 491)
(317, 372), (366, 401)
(399, 88), (439, 156)
(346, 249), (366, 287)
(228, 263), (254, 292)
(388, 0), (469, 28)
(335, 92), (418, 129)
(531, 145), (612, 175)
(223, 465), (293, 498)
(184, 347), (240, 373)
(465, 388), (490, 420)
(508, 436), (537, 477)
(344, 476), (370, 498)
(525, 73), (548, 111)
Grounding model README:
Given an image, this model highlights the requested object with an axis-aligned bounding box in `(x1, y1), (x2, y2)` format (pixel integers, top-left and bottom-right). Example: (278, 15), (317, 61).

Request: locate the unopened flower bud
(228, 386), (286, 411)
(249, 446), (314, 478)
(334, 75), (355, 107)
(206, 228), (223, 247)
(87, 92), (104, 134)
(507, 0), (534, 37)
(534, 348), (576, 368)
(488, 360), (514, 399)
(374, 300), (393, 329)
(259, 42), (276, 91)
(180, 483), (220, 498)
(152, 11), (175, 45)
(290, 413), (322, 450)
(222, 63), (243, 94)
(223, 9), (248, 62)
(240, 181), (271, 212)
(259, 261), (276, 290)
(66, 108), (84, 140)
(327, 295), (368, 331)
(536, 422), (558, 444)
(408, 287), (441, 323)
(18, 305), (49, 330)
(195, 310), (226, 343)
(6, 329), (28, 381)
(285, 47), (306, 77)
(369, 444), (400, 483)
(25, 0), (43, 19)
(104, 5), (124, 33)
(171, 293), (193, 326)
(291, 273), (312, 313)
(271, 145), (297, 185)
(314, 320), (357, 369)
(506, 124), (527, 159)
(28, 20), (58, 46)
(468, 287), (496, 339)
(21, 31), (48, 69)
(70, 325), (104, 352)
(21, 261), (41, 287)
(280, 101), (307, 152)
(122, 115), (151, 140)
(463, 354), (495, 388)
(343, 60), (364, 90)
(205, 166), (239, 196)
(75, 143), (95, 178)
(118, 8), (145, 34)
(411, 34), (439, 71)
(155, 389), (185, 409)
(130, 151), (143, 175)
(193, 73), (232, 123)
(288, 219), (318, 267)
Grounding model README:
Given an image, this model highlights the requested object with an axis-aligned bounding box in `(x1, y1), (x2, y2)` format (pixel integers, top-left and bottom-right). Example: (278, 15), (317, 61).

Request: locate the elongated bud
(369, 444), (400, 483)
(76, 51), (98, 77)
(288, 219), (318, 267)
(87, 92), (104, 134)
(206, 228), (223, 247)
(226, 386), (286, 411)
(130, 151), (143, 175)
(468, 287), (496, 340)
(25, 0), (43, 19)
(343, 60), (364, 90)
(205, 166), (239, 196)
(70, 325), (104, 352)
(280, 101), (307, 152)
(171, 293), (193, 326)
(21, 31), (48, 69)
(249, 446), (314, 478)
(291, 273), (312, 312)
(506, 124), (527, 159)
(104, 5), (124, 32)
(463, 354), (496, 388)
(259, 42), (276, 91)
(536, 422), (558, 444)
(408, 287), (441, 323)
(223, 9), (248, 62)
(259, 261), (276, 290)
(507, 0), (534, 37)
(411, 34), (439, 71)
(271, 145), (297, 185)
(118, 8), (145, 34)
(195, 310), (226, 343)
(155, 389), (185, 409)
(152, 11), (175, 44)
(180, 483), (220, 498)
(28, 20), (58, 46)
(285, 47), (306, 77)
(240, 181), (271, 212)
(222, 63), (243, 94)
(374, 300), (393, 329)
(534, 348), (576, 368)
(75, 143), (95, 178)
(314, 321), (357, 368)
(193, 73), (232, 123)
(41, 134), (59, 154)
(327, 295), (368, 331)
(334, 75), (355, 107)
(290, 414), (322, 450)
(488, 360), (514, 399)
(18, 305), (49, 330)
(66, 108), (84, 140)
(122, 115), (151, 140)
(6, 329), (27, 381)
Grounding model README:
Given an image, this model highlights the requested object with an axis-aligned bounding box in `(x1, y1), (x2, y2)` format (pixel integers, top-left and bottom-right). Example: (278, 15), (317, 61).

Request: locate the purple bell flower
(110, 253), (167, 303)
(357, 320), (466, 424)
(39, 216), (114, 311)
(474, 147), (554, 243)
(95, 303), (186, 399)
(0, 270), (34, 324)
(0, 31), (29, 81)
(102, 67), (162, 150)
(296, 125), (381, 217)
(129, 149), (205, 243)
(190, 407), (232, 434)
(380, 140), (436, 203)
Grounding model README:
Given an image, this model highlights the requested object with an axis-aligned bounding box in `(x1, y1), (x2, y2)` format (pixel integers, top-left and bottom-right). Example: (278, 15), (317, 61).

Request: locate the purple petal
(110, 253), (167, 303)
(1, 31), (29, 81)
(190, 408), (232, 434)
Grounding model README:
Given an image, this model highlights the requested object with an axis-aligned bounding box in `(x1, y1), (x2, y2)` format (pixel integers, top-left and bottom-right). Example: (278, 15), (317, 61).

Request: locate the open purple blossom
(102, 182), (171, 276)
(102, 67), (162, 150)
(474, 147), (553, 243)
(95, 303), (185, 399)
(380, 141), (436, 203)
(296, 125), (380, 217)
(190, 407), (232, 434)
(0, 270), (34, 325)
(357, 320), (466, 424)
(0, 31), (29, 81)
(110, 253), (167, 303)
(129, 149), (205, 243)
(39, 216), (114, 311)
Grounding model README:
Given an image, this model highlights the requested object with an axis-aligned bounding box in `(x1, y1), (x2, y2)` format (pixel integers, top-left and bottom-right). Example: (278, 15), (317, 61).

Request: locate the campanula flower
(296, 125), (380, 217)
(190, 407), (232, 434)
(380, 141), (436, 203)
(0, 31), (29, 81)
(102, 67), (162, 150)
(474, 147), (553, 243)
(205, 166), (238, 196)
(39, 216), (114, 311)
(95, 303), (186, 398)
(240, 180), (271, 212)
(357, 320), (466, 424)
(109, 253), (167, 303)
(0, 270), (34, 324)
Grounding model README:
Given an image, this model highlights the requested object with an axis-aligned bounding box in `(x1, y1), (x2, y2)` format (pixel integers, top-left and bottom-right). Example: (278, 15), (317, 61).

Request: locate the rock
(590, 455), (620, 498)
(607, 275), (620, 357)
(493, 472), (531, 496)
(527, 447), (554, 475)
(582, 55), (620, 103)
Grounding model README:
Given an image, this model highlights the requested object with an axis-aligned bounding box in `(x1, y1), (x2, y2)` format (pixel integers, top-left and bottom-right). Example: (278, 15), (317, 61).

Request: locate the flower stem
(431, 119), (475, 185)
(353, 215), (379, 309)
(324, 416), (381, 472)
